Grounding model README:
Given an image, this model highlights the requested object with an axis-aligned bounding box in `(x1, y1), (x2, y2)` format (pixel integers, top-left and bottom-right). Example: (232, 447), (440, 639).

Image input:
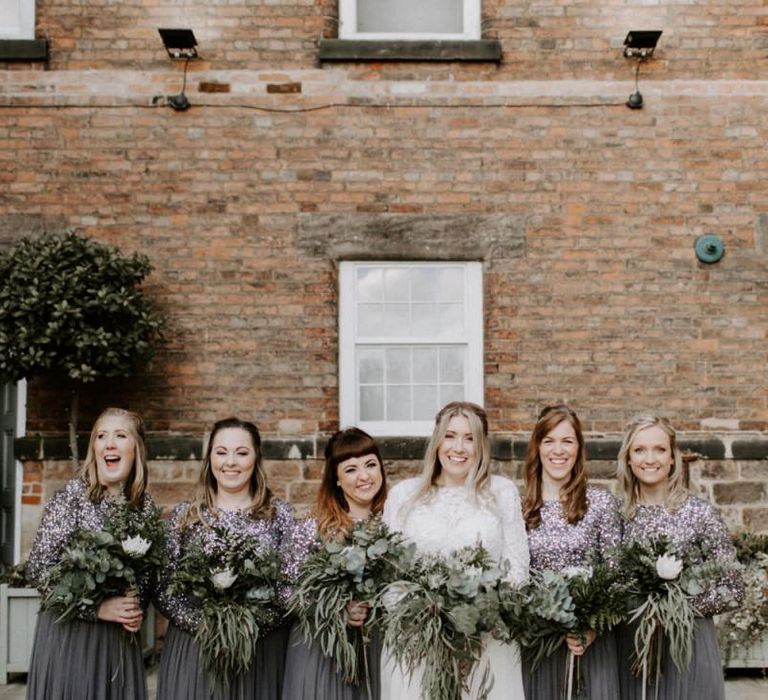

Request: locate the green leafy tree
(0, 231), (163, 469)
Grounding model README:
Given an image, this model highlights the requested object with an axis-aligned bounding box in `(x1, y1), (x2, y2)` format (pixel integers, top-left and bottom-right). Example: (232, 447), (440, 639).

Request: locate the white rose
(382, 582), (410, 610)
(211, 568), (238, 590)
(121, 535), (151, 557)
(655, 554), (683, 580)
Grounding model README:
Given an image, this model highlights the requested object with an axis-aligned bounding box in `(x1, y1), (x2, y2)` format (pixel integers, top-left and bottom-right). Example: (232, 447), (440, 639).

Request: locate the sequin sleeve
(272, 499), (303, 608)
(135, 493), (160, 612)
(590, 488), (623, 568)
(689, 498), (744, 617)
(25, 479), (83, 591)
(152, 502), (203, 634)
(495, 476), (530, 586)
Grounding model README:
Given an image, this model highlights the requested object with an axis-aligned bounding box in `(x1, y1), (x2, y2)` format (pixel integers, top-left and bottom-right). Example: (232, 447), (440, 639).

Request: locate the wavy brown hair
(523, 404), (588, 530)
(183, 417), (274, 529)
(314, 427), (387, 541)
(617, 414), (687, 519)
(81, 407), (148, 508)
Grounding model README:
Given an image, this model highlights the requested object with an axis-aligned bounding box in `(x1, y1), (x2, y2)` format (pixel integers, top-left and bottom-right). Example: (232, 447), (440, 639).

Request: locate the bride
(381, 401), (529, 699)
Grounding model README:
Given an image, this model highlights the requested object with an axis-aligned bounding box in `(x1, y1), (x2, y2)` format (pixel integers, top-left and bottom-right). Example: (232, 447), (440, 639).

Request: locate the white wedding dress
(381, 474), (529, 700)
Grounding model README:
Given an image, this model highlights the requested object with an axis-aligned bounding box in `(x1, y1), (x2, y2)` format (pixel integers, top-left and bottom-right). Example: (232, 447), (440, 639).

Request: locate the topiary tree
(0, 231), (164, 470)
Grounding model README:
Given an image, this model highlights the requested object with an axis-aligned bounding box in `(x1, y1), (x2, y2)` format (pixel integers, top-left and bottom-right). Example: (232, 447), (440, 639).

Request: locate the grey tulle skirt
(281, 623), (381, 700)
(617, 617), (725, 700)
(157, 622), (290, 700)
(26, 609), (147, 700)
(523, 630), (620, 700)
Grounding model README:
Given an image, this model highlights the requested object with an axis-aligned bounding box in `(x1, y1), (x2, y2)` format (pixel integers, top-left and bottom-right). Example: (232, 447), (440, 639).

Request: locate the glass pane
(358, 348), (384, 383)
(411, 303), (439, 336)
(356, 0), (463, 35)
(439, 384), (465, 405)
(413, 347), (437, 382)
(438, 267), (464, 301)
(440, 348), (464, 382)
(384, 268), (409, 302)
(385, 347), (411, 384)
(357, 303), (384, 337)
(438, 303), (464, 337)
(382, 303), (411, 336)
(357, 267), (383, 302)
(411, 267), (440, 301)
(413, 385), (439, 420)
(360, 386), (384, 421)
(387, 385), (411, 421)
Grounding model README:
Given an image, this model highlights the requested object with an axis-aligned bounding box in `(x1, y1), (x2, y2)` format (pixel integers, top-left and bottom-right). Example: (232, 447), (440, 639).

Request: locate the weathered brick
(713, 482), (768, 505)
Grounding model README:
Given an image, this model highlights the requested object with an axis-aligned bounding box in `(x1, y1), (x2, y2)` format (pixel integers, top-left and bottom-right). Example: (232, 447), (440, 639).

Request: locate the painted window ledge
(0, 40), (48, 62)
(318, 39), (501, 62)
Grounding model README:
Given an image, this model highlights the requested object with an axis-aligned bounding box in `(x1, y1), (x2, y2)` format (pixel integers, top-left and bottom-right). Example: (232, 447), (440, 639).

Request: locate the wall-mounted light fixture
(623, 30), (662, 109)
(158, 28), (198, 111)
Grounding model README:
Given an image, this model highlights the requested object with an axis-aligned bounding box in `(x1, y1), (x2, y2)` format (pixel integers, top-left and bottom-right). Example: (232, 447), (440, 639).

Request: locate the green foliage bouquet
(618, 537), (731, 685)
(41, 498), (164, 623)
(290, 516), (414, 696)
(167, 525), (283, 690)
(381, 543), (506, 700)
(716, 532), (768, 662)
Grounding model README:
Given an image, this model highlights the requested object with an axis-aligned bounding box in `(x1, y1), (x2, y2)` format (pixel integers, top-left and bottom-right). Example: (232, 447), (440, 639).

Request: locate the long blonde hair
(183, 417), (274, 529)
(80, 407), (148, 508)
(399, 402), (492, 522)
(616, 414), (687, 519)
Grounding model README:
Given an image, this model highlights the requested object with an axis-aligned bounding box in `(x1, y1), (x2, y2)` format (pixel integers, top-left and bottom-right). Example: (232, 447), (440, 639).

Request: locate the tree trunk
(68, 389), (79, 472)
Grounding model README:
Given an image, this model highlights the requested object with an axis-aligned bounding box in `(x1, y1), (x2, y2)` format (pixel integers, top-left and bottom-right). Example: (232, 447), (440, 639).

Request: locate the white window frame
(0, 0), (35, 40)
(339, 0), (481, 41)
(339, 261), (483, 437)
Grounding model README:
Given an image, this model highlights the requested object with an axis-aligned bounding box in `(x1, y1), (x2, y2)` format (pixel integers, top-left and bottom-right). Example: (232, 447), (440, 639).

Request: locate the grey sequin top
(527, 486), (622, 572)
(26, 477), (157, 621)
(154, 498), (309, 634)
(621, 495), (744, 617)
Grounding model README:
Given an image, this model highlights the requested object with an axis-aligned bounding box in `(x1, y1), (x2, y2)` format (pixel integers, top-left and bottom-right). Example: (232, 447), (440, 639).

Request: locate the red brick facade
(1, 1), (767, 544)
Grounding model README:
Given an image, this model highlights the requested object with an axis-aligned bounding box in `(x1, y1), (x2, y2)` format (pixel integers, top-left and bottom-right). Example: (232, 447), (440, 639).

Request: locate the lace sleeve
(383, 478), (418, 533)
(494, 477), (530, 586)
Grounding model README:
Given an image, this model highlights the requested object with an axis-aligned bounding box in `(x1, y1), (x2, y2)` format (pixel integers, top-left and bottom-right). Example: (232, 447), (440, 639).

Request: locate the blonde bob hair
(402, 401), (492, 518)
(616, 413), (687, 519)
(80, 407), (148, 508)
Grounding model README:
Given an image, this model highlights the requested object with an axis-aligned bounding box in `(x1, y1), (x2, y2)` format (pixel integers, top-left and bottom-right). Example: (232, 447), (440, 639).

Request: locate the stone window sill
(318, 39), (501, 63)
(0, 39), (48, 62)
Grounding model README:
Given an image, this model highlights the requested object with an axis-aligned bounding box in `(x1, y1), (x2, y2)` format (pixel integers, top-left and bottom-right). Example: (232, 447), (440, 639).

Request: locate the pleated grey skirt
(26, 609), (147, 700)
(617, 617), (725, 700)
(157, 622), (290, 700)
(522, 630), (619, 700)
(281, 624), (381, 700)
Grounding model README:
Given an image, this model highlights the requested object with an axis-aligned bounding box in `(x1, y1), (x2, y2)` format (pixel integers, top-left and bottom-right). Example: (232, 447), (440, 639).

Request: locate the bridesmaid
(282, 427), (388, 700)
(381, 401), (529, 700)
(521, 404), (621, 699)
(616, 414), (743, 700)
(26, 407), (154, 700)
(155, 417), (299, 699)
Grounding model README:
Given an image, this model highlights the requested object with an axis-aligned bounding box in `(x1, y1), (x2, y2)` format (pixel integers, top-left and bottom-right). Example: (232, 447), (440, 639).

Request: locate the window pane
(412, 303), (439, 336)
(438, 303), (464, 337)
(387, 385), (411, 421)
(411, 267), (440, 301)
(384, 268), (409, 302)
(356, 0), (463, 34)
(382, 303), (411, 336)
(413, 385), (439, 420)
(358, 348), (384, 383)
(439, 384), (464, 406)
(360, 386), (384, 421)
(440, 348), (464, 383)
(357, 267), (383, 302)
(413, 347), (437, 382)
(358, 303), (384, 337)
(438, 267), (464, 301)
(385, 347), (411, 384)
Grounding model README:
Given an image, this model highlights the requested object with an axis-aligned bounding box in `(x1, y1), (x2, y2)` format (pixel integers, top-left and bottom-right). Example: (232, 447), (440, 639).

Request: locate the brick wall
(2, 1), (767, 544)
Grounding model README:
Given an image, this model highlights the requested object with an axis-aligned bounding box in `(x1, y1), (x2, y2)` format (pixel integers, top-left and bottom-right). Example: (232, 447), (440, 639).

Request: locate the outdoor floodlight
(623, 30), (662, 110)
(158, 28), (198, 111)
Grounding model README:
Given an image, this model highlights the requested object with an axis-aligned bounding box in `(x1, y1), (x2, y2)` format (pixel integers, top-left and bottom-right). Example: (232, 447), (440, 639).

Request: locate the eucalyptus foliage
(290, 516), (413, 693)
(167, 525), (283, 691)
(41, 498), (164, 623)
(0, 231), (162, 384)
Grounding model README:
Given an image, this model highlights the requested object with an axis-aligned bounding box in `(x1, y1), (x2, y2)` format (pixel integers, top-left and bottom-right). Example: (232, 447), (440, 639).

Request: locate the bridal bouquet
(167, 524), (283, 689)
(618, 537), (731, 682)
(289, 516), (414, 693)
(41, 497), (164, 623)
(381, 544), (505, 700)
